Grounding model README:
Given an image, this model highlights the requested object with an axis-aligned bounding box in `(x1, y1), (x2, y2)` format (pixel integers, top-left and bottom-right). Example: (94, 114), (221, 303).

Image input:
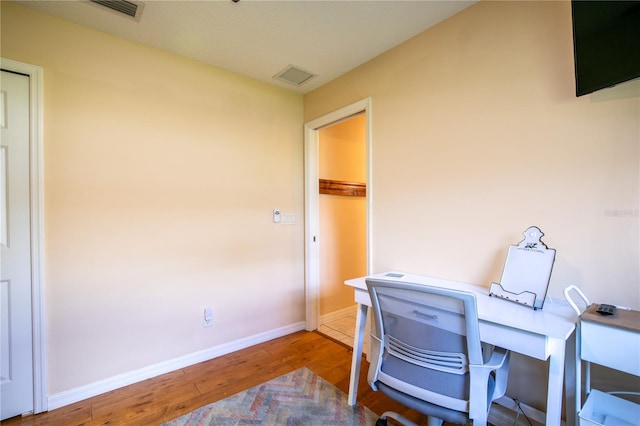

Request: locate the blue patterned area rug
(161, 367), (377, 425)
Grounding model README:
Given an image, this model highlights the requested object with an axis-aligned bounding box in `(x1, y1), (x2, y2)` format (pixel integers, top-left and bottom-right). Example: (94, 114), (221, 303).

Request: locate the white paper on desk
(500, 245), (555, 297)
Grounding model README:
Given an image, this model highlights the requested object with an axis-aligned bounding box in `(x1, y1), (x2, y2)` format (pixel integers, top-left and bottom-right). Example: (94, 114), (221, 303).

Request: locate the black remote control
(596, 304), (617, 315)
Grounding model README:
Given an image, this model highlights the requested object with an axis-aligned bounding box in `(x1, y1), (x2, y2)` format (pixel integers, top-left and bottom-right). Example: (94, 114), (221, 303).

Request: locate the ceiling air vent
(274, 65), (317, 87)
(89, 0), (144, 21)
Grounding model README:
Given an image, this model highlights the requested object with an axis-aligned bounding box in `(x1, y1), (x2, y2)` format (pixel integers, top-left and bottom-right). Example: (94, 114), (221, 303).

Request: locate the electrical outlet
(203, 307), (212, 328)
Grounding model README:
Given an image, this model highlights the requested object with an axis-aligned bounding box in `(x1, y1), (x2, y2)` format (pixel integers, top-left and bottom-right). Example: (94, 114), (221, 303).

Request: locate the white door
(1, 70), (34, 420)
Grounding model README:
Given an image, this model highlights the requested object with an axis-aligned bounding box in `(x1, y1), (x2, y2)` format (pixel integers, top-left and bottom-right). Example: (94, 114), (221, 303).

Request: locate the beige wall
(305, 0), (639, 306)
(318, 115), (366, 316)
(305, 0), (639, 413)
(3, 0), (639, 413)
(2, 2), (304, 395)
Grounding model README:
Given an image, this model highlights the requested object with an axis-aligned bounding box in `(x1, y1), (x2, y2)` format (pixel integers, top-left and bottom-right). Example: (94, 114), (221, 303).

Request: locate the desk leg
(347, 303), (368, 406)
(547, 337), (567, 426)
(565, 330), (577, 426)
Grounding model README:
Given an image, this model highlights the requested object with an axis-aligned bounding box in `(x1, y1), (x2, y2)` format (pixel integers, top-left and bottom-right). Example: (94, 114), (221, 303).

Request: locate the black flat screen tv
(571, 1), (640, 97)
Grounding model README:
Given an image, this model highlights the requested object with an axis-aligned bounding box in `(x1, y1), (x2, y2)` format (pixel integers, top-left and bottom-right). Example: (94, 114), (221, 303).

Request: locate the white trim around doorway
(1, 57), (47, 414)
(303, 98), (372, 332)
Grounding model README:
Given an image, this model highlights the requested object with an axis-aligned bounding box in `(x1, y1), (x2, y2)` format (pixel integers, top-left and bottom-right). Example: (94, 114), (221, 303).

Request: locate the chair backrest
(366, 278), (483, 413)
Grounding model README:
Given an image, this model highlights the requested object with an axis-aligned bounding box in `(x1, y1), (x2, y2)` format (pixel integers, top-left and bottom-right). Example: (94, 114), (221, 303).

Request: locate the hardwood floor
(2, 331), (428, 426)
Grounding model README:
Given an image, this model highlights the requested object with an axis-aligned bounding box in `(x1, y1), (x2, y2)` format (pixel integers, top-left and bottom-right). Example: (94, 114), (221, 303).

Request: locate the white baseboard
(319, 305), (357, 325)
(47, 321), (306, 411)
(47, 324), (557, 426)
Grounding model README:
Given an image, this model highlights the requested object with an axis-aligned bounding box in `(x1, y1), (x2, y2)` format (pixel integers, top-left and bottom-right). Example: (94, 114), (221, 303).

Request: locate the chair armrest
(484, 346), (509, 370)
(468, 346), (511, 421)
(487, 347), (510, 400)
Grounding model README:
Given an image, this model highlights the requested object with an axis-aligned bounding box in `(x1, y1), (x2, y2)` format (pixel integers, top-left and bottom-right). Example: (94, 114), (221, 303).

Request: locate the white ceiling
(16, 0), (476, 94)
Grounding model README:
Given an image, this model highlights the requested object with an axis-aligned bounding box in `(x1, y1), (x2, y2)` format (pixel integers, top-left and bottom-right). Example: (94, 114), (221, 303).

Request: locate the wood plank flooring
(2, 331), (428, 426)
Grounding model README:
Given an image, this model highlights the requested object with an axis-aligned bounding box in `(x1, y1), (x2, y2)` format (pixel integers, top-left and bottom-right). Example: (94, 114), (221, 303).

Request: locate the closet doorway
(304, 98), (371, 344)
(316, 114), (366, 344)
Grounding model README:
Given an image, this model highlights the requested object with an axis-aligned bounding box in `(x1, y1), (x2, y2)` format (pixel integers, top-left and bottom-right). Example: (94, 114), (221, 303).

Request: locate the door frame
(1, 58), (47, 414)
(303, 98), (372, 331)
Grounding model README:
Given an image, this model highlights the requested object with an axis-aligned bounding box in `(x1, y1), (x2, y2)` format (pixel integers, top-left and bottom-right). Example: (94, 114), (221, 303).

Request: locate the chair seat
(376, 362), (497, 425)
(376, 381), (471, 425)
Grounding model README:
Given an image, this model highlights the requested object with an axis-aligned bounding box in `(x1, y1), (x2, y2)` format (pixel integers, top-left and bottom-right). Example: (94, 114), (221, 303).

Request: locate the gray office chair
(366, 278), (511, 426)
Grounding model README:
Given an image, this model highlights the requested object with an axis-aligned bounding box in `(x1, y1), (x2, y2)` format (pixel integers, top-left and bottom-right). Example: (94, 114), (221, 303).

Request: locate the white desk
(345, 272), (578, 426)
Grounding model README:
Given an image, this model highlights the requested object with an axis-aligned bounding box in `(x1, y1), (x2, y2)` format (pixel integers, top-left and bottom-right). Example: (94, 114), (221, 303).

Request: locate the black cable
(512, 398), (533, 426)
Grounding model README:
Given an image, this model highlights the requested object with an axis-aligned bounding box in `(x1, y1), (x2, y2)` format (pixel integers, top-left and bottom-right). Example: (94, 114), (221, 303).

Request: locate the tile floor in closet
(317, 306), (357, 347)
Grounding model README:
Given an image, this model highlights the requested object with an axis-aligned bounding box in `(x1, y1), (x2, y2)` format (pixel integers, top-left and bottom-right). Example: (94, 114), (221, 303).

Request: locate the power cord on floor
(511, 398), (533, 426)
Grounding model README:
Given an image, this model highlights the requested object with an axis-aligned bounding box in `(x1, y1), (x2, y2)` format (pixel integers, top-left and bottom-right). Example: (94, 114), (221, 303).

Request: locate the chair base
(376, 411), (418, 426)
(376, 411), (444, 426)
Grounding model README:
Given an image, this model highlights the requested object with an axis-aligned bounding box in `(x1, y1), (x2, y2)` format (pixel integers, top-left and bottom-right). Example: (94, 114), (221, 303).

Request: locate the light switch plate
(281, 213), (296, 225)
